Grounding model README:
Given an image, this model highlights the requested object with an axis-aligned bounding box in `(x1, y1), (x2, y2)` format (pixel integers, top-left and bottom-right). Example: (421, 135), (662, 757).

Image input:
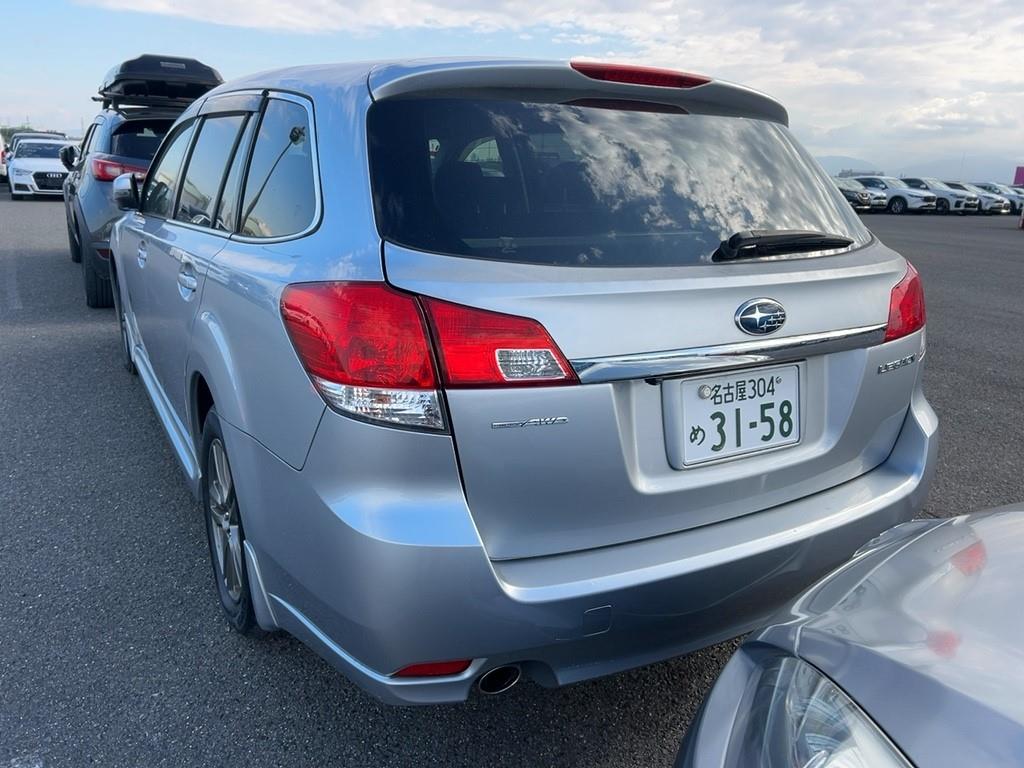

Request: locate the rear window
(111, 119), (174, 162)
(368, 98), (870, 267)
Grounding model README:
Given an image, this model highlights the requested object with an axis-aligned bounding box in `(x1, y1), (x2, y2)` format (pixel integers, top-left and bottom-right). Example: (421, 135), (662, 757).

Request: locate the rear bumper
(228, 384), (936, 705)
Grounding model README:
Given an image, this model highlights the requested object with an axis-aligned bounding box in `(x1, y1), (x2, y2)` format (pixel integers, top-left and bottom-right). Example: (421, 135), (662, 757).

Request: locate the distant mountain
(815, 155), (883, 176)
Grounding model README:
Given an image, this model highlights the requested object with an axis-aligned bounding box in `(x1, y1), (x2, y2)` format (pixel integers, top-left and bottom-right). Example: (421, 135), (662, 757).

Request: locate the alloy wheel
(208, 438), (244, 603)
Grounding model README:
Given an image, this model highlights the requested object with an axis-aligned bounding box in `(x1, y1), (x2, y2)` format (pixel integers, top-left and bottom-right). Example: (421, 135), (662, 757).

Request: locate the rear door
(135, 108), (253, 423)
(120, 120), (196, 413)
(369, 95), (921, 561)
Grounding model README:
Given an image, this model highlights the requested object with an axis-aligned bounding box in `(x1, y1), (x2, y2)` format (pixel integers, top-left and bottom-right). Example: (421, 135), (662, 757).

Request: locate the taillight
(91, 157), (147, 182)
(570, 60), (711, 89)
(951, 540), (986, 575)
(422, 298), (577, 388)
(884, 263), (926, 342)
(280, 282), (443, 430)
(280, 283), (577, 430)
(926, 630), (960, 659)
(393, 659), (472, 678)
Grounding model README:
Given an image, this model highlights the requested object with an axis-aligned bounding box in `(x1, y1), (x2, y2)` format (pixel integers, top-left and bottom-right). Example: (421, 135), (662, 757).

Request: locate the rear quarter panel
(188, 74), (385, 470)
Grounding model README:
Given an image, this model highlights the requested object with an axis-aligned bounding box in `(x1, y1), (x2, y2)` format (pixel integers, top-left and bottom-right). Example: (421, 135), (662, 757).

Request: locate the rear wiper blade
(714, 229), (854, 261)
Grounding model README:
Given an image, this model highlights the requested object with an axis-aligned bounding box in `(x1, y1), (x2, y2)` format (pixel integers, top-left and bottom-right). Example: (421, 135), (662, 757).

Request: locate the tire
(888, 197), (907, 215)
(66, 215), (82, 263)
(936, 199), (949, 215)
(109, 261), (136, 375)
(201, 410), (258, 635)
(82, 247), (114, 308)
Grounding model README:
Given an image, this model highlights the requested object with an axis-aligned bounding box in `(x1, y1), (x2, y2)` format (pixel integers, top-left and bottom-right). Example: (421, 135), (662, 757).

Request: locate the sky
(3, 0), (1022, 180)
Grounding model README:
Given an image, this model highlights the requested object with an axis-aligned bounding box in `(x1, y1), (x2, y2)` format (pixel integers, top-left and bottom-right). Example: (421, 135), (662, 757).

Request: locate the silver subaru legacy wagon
(108, 58), (937, 704)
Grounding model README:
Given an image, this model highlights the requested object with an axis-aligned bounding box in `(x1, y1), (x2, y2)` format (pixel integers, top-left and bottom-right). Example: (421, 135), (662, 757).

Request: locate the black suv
(62, 55), (221, 307)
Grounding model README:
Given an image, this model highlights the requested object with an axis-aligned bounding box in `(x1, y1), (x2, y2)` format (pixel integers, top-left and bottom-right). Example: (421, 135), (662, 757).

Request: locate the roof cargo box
(97, 55), (222, 108)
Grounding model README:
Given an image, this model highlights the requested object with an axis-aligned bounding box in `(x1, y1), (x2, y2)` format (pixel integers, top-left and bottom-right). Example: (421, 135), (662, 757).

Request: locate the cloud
(78, 0), (1024, 174)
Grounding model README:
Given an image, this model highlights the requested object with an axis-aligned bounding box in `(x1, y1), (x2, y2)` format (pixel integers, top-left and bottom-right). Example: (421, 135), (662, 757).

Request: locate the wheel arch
(186, 313), (248, 453)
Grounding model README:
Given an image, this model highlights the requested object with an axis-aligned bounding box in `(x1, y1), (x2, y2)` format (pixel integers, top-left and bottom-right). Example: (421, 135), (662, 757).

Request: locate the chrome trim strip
(571, 324), (887, 383)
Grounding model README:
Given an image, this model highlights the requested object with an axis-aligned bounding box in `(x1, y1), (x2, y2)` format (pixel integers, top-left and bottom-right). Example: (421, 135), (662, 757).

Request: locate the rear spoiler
(368, 59), (788, 125)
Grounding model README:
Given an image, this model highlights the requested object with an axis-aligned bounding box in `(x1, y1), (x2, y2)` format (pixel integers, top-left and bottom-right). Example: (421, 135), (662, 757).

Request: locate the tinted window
(368, 99), (869, 267)
(174, 114), (246, 228)
(141, 122), (195, 218)
(239, 99), (316, 238)
(214, 116), (257, 232)
(111, 119), (175, 162)
(79, 124), (98, 159)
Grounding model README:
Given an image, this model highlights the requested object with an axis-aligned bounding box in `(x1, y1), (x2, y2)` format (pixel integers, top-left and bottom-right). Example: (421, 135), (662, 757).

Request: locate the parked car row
(835, 174), (1022, 215)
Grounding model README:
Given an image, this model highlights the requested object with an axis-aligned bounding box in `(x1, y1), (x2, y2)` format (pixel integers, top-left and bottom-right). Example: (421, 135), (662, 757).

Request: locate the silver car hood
(775, 509), (1024, 766)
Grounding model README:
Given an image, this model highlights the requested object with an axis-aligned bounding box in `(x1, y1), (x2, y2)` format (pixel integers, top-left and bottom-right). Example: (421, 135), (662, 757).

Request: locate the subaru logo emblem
(735, 298), (786, 336)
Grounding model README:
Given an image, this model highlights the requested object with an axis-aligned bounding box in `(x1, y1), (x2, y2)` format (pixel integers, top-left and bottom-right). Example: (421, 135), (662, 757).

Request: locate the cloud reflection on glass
(369, 97), (871, 267)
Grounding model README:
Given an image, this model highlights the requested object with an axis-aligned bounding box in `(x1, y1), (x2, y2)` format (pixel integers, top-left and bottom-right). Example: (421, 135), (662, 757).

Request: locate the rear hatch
(94, 117), (177, 178)
(367, 63), (921, 561)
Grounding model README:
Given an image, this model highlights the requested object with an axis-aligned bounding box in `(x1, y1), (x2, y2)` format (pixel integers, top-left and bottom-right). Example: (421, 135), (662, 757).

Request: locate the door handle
(177, 252), (198, 293)
(137, 240), (147, 267)
(177, 272), (199, 292)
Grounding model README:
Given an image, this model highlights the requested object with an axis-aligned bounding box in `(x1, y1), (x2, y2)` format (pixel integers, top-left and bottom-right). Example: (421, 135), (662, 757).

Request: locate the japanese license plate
(679, 365), (800, 466)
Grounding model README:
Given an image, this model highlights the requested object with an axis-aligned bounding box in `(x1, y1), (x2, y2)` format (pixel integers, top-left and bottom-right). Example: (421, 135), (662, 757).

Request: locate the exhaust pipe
(477, 665), (521, 695)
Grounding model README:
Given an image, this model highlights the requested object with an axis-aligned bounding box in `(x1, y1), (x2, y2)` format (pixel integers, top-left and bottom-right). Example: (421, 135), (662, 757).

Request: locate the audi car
(108, 58), (937, 704)
(6, 138), (73, 200)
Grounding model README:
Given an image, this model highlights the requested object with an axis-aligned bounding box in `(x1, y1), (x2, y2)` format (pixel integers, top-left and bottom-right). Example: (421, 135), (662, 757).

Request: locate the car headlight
(13, 167), (31, 177)
(727, 656), (912, 768)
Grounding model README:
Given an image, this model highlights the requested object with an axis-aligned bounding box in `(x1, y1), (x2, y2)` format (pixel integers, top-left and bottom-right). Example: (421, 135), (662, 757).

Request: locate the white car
(972, 182), (1024, 214)
(854, 176), (937, 214)
(6, 138), (72, 200)
(945, 181), (1011, 214)
(902, 177), (979, 215)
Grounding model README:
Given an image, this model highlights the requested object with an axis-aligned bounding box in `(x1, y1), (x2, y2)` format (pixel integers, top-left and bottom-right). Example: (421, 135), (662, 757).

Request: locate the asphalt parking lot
(1, 194), (1021, 768)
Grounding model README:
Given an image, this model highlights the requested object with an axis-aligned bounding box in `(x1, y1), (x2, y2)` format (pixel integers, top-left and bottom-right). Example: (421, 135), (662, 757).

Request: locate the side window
(239, 99), (316, 238)
(173, 114), (246, 229)
(460, 137), (504, 177)
(79, 125), (97, 161)
(141, 122), (196, 219)
(905, 179), (923, 189)
(214, 116), (257, 232)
